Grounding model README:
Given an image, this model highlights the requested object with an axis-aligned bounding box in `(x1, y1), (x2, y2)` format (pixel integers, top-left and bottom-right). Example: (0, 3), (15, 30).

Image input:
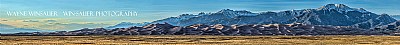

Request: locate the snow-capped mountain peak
(318, 4), (350, 10)
(318, 4), (369, 13)
(217, 9), (235, 13)
(215, 9), (257, 17)
(216, 9), (253, 14)
(106, 22), (150, 29)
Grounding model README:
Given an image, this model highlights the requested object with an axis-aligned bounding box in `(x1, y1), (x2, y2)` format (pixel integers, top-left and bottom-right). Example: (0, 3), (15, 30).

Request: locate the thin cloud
(45, 20), (57, 22)
(22, 20), (39, 22)
(1, 19), (7, 21)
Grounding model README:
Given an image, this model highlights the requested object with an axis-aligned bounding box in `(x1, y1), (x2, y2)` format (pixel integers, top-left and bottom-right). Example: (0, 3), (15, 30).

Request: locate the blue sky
(0, 0), (399, 31)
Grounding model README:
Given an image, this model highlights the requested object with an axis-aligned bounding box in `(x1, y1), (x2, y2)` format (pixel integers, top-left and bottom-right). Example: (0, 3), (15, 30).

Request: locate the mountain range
(108, 4), (397, 29)
(0, 24), (52, 34)
(5, 23), (400, 36)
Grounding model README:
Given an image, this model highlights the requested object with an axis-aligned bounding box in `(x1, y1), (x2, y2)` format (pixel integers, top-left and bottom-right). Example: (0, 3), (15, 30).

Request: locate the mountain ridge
(0, 24), (52, 34)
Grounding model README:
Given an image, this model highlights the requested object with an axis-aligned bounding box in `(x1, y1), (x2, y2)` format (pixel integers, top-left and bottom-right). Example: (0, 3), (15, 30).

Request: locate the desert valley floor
(1, 35), (400, 45)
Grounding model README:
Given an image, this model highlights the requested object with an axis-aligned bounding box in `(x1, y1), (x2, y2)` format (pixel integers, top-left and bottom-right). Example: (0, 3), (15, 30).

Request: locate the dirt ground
(1, 35), (400, 45)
